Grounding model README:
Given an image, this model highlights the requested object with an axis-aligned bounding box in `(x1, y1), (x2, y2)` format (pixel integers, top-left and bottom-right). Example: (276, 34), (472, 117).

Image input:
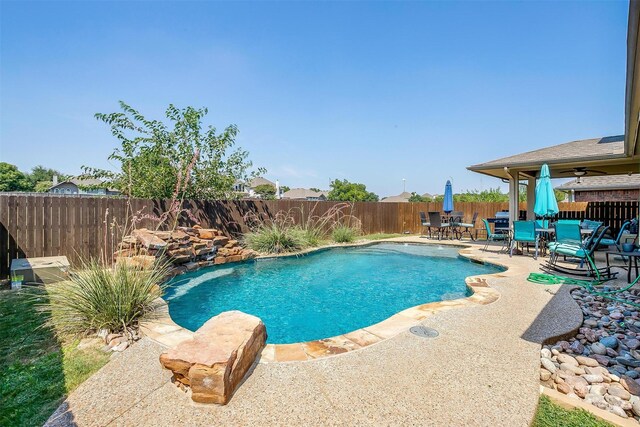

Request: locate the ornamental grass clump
(331, 224), (361, 243)
(43, 259), (170, 336)
(243, 211), (307, 253)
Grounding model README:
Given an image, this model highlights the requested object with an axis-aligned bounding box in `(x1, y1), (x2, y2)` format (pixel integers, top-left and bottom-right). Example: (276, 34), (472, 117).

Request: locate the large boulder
(159, 311), (267, 404)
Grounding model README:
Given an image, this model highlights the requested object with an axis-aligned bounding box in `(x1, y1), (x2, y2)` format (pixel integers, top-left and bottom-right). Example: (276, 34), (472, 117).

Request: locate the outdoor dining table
(605, 250), (640, 283)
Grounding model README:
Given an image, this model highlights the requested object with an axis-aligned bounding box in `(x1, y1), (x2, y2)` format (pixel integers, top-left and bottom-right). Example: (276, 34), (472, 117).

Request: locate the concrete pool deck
(46, 237), (586, 426)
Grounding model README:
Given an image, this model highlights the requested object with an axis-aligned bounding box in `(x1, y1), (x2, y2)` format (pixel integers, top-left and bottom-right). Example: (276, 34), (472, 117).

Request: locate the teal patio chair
(510, 221), (539, 259)
(599, 220), (631, 251)
(482, 218), (508, 252)
(544, 225), (615, 278)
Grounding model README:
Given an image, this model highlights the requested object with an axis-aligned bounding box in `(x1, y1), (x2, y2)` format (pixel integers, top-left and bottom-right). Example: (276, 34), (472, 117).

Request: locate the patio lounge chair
(427, 211), (450, 240)
(419, 212), (430, 237)
(482, 218), (508, 252)
(510, 221), (539, 259)
(458, 212), (478, 241)
(544, 225), (615, 278)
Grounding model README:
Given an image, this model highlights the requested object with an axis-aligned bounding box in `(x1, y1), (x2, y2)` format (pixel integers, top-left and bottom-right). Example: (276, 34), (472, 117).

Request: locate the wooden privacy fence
(0, 193), (637, 278)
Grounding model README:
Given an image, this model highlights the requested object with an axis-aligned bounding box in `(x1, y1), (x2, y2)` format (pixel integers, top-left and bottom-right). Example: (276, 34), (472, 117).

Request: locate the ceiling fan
(557, 167), (607, 183)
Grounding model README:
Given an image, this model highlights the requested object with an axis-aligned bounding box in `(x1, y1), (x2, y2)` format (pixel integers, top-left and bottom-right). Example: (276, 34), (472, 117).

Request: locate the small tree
(327, 179), (379, 202)
(85, 101), (264, 199)
(28, 165), (65, 187)
(408, 192), (430, 202)
(0, 163), (33, 192)
(310, 187), (321, 192)
(280, 185), (290, 193)
(254, 184), (276, 200)
(34, 181), (53, 192)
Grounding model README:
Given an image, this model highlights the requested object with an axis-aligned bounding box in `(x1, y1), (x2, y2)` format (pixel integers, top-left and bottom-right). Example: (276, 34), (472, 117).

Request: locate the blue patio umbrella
(443, 180), (454, 214)
(534, 164), (559, 218)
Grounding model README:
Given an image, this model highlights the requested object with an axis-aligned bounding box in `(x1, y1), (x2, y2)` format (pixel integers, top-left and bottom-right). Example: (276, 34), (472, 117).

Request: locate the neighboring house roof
(421, 193), (433, 199)
(555, 174), (640, 192)
(381, 191), (412, 203)
(248, 177), (275, 188)
(49, 178), (108, 190)
(281, 188), (326, 199)
(469, 135), (625, 171)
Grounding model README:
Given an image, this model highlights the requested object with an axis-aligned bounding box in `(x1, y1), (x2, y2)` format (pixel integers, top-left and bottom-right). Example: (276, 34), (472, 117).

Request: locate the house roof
(466, 135), (640, 180)
(248, 177), (275, 188)
(625, 0), (640, 157)
(469, 135), (625, 170)
(555, 174), (640, 192)
(50, 178), (107, 190)
(421, 193), (433, 199)
(281, 188), (327, 199)
(381, 191), (412, 203)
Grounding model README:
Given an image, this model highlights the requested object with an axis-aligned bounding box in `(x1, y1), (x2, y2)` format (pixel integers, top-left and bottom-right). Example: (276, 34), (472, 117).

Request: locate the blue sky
(0, 0), (629, 197)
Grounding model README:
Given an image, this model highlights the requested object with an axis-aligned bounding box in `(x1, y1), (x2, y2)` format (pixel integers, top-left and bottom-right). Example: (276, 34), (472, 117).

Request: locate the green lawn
(0, 289), (109, 426)
(532, 395), (614, 427)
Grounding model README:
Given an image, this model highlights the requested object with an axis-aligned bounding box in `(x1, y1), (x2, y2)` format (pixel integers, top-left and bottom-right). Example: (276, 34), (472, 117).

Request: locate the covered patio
(468, 0), (640, 227)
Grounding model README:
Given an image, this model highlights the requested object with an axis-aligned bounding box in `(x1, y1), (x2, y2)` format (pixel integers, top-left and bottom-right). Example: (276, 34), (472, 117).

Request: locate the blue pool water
(164, 243), (502, 344)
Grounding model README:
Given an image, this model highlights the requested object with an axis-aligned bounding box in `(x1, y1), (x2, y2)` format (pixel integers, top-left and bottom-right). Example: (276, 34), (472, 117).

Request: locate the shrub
(42, 259), (169, 336)
(332, 224), (360, 243)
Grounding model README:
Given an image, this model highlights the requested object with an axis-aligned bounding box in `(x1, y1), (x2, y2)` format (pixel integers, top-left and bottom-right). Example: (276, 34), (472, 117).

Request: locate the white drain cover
(409, 326), (439, 338)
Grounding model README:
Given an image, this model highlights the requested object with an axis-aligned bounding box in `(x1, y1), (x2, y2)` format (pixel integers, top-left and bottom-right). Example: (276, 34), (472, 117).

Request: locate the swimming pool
(164, 243), (502, 344)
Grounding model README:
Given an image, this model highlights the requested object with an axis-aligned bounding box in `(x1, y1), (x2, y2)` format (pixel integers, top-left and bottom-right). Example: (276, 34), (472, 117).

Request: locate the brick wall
(575, 189), (640, 202)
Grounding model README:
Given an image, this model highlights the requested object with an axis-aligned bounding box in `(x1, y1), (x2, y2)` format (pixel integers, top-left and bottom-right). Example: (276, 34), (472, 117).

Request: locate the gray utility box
(10, 256), (70, 289)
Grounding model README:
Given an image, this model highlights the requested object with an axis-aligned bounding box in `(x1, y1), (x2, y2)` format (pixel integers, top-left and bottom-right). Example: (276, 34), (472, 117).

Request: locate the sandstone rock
(540, 348), (552, 359)
(583, 374), (604, 384)
(108, 336), (127, 347)
(133, 229), (167, 249)
(212, 236), (229, 246)
(557, 354), (579, 366)
(608, 385), (632, 400)
(609, 405), (628, 418)
(540, 369), (552, 382)
(576, 356), (599, 367)
(196, 229), (217, 239)
(159, 311), (267, 404)
(112, 341), (129, 352)
(585, 366), (609, 376)
(585, 393), (609, 410)
(541, 358), (557, 374)
(621, 375), (640, 396)
(556, 382), (572, 394)
(590, 384), (608, 396)
(632, 398), (640, 416)
(560, 363), (585, 375)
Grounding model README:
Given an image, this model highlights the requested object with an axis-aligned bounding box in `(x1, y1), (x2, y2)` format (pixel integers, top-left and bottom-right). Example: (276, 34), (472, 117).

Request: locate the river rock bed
(541, 287), (640, 422)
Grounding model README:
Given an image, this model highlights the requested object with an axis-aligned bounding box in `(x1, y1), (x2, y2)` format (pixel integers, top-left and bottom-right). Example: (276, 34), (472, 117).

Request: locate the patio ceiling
(468, 1), (640, 182)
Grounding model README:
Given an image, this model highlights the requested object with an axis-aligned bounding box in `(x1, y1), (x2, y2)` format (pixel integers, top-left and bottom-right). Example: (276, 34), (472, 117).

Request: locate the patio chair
(458, 212), (478, 241)
(582, 219), (603, 232)
(419, 212), (430, 237)
(510, 221), (539, 259)
(544, 225), (616, 278)
(599, 220), (631, 251)
(449, 210), (464, 239)
(482, 218), (508, 252)
(427, 211), (450, 240)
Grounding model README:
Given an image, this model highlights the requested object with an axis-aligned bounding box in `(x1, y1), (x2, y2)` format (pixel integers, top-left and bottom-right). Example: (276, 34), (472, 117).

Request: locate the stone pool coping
(139, 239), (506, 363)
